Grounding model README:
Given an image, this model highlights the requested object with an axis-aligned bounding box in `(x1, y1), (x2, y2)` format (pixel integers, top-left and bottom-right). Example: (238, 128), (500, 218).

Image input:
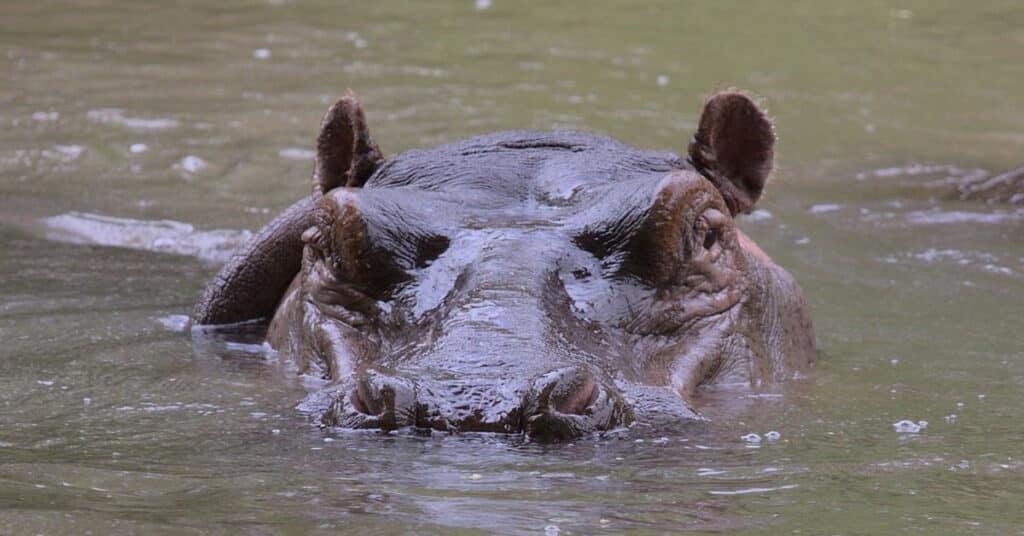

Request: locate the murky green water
(2, 1), (1023, 533)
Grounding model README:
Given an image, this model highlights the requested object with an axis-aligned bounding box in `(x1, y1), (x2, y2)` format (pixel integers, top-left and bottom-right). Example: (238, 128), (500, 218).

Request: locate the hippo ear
(687, 90), (774, 215)
(314, 91), (384, 193)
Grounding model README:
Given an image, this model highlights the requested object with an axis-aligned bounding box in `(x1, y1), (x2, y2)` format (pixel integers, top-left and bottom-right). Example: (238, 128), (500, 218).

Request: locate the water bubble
(741, 433), (762, 443)
(944, 414), (957, 423)
(474, 0), (492, 10)
(253, 48), (271, 59)
(83, 397), (92, 405)
(544, 525), (559, 535)
(271, 429), (281, 435)
(977, 394), (985, 400)
(129, 143), (148, 154)
(890, 358), (900, 366)
(178, 155), (206, 173)
(764, 431), (781, 441)
(956, 401), (965, 408)
(656, 74), (670, 87)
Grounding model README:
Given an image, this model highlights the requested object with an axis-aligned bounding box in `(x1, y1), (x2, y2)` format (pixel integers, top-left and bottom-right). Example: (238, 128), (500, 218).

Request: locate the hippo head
(197, 90), (815, 440)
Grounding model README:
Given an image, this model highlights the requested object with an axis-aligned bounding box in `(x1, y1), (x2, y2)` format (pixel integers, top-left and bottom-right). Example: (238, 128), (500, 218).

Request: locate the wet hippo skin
(193, 89), (816, 440)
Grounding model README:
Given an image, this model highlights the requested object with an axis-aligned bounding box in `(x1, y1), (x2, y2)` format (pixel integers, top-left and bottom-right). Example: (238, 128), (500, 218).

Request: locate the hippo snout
(320, 367), (633, 439)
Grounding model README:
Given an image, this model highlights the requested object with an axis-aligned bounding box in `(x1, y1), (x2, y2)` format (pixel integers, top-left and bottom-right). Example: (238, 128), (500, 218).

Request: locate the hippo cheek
(617, 383), (705, 430)
(298, 301), (375, 382)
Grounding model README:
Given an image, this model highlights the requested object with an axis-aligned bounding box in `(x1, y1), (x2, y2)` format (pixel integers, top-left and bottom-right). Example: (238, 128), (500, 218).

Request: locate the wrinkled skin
(193, 90), (816, 440)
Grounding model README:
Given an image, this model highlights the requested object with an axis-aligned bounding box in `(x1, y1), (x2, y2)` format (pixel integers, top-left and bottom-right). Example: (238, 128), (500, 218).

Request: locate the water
(2, 0), (1023, 533)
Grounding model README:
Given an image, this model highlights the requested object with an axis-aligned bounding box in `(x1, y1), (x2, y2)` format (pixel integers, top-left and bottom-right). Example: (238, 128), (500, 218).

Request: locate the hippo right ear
(314, 92), (384, 193)
(687, 90), (774, 215)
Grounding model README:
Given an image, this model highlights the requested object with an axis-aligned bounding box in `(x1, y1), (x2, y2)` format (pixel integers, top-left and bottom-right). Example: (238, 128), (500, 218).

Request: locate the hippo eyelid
(301, 226), (323, 246)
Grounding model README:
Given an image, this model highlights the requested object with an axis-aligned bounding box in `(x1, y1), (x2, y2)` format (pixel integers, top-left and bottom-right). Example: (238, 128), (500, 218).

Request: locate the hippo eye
(703, 227), (719, 250)
(698, 208), (729, 252)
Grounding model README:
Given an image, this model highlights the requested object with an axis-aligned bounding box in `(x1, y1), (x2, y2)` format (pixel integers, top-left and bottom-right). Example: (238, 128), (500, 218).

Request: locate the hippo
(192, 90), (816, 440)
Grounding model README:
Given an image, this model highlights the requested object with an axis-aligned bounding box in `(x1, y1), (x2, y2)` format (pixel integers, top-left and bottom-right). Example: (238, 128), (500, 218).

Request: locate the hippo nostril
(524, 367), (633, 441)
(334, 373), (418, 430)
(352, 376), (391, 416)
(552, 374), (599, 415)
(349, 386), (373, 415)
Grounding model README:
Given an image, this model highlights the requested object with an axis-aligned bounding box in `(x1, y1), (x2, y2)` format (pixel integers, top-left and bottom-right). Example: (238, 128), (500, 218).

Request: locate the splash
(42, 212), (251, 264)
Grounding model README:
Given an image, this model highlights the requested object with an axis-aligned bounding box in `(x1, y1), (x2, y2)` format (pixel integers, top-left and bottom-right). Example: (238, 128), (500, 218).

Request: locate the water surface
(2, 1), (1023, 533)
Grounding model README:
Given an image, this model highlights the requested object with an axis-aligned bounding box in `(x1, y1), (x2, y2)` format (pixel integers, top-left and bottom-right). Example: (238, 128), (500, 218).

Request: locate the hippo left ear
(687, 90), (774, 215)
(314, 91), (384, 193)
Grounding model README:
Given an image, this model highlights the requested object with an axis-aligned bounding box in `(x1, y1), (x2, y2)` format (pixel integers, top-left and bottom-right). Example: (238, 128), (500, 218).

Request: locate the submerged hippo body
(193, 90), (815, 439)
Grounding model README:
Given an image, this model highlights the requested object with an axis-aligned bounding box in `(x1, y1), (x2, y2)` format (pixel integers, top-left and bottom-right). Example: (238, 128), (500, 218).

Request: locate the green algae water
(2, 1), (1023, 533)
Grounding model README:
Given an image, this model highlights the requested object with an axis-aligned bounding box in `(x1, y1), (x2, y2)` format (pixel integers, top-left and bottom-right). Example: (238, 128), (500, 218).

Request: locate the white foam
(32, 111), (59, 121)
(474, 0), (492, 10)
(708, 484), (798, 496)
(881, 248), (1014, 276)
(810, 203), (841, 214)
(253, 48), (271, 59)
(856, 163), (984, 180)
(43, 212), (251, 264)
(156, 314), (190, 332)
(87, 108), (179, 130)
(744, 209), (774, 222)
(906, 209), (1023, 225)
(893, 419), (927, 433)
(129, 143), (148, 154)
(42, 145), (84, 162)
(278, 148), (315, 160)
